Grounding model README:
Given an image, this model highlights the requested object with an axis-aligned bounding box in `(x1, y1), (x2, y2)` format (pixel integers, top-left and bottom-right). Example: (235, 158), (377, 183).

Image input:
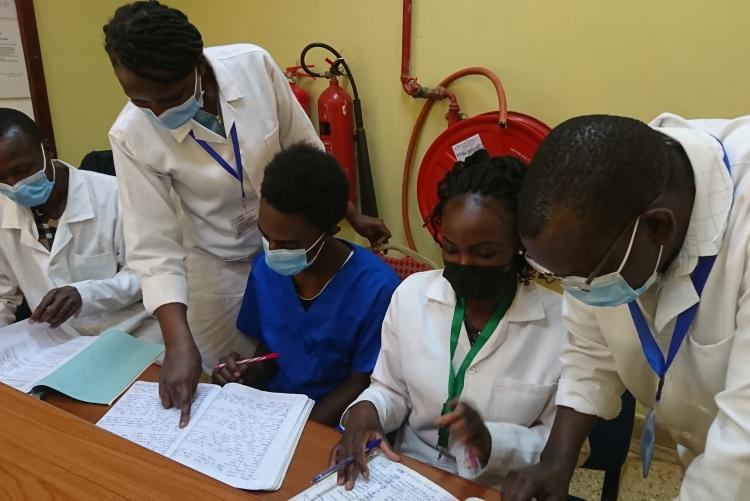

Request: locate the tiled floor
(569, 456), (683, 500)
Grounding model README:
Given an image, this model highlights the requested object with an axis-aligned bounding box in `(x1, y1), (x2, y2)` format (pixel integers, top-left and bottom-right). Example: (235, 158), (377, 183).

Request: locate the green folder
(34, 330), (164, 405)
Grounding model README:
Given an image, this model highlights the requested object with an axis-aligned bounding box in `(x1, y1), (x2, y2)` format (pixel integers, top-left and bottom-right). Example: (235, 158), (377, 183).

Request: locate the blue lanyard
(628, 254), (715, 400)
(190, 123), (246, 202)
(628, 136), (730, 402)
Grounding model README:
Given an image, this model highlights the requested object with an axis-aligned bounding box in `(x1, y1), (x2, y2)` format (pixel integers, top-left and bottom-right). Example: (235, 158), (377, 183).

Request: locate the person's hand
(350, 213), (391, 250)
(212, 351), (255, 385)
(159, 339), (202, 428)
(329, 401), (400, 490)
(29, 286), (82, 328)
(502, 460), (571, 501)
(435, 401), (492, 467)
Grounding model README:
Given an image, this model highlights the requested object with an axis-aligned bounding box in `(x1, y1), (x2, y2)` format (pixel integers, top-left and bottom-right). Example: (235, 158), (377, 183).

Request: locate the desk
(0, 383), (249, 500)
(42, 365), (501, 500)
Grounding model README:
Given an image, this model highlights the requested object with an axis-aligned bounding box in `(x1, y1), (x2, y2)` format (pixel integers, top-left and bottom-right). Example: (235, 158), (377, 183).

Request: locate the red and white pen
(212, 352), (280, 370)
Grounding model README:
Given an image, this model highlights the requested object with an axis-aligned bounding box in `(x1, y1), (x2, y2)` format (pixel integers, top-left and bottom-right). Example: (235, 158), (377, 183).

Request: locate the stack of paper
(291, 453), (459, 501)
(97, 381), (313, 491)
(0, 320), (163, 404)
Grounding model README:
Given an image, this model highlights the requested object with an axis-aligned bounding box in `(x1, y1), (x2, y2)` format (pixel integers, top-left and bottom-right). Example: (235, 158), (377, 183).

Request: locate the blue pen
(310, 438), (382, 484)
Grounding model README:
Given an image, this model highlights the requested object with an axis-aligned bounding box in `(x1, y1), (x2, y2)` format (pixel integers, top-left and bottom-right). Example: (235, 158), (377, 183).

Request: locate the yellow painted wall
(34, 0), (750, 261)
(33, 0), (127, 165)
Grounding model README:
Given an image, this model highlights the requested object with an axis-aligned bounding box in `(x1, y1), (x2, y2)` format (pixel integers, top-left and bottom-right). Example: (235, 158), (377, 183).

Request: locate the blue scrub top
(237, 241), (400, 401)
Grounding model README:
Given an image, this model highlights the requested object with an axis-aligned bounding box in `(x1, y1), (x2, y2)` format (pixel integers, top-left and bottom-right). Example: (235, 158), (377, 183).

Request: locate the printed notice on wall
(0, 17), (30, 99)
(451, 133), (485, 161)
(0, 0), (16, 21)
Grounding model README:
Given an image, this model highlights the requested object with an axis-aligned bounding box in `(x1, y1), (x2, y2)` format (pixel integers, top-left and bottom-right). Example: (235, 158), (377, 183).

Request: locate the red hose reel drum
(416, 110), (550, 235)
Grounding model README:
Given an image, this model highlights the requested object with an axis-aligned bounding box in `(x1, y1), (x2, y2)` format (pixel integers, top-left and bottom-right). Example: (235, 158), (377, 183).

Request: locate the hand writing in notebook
(212, 351), (262, 386)
(331, 401), (400, 490)
(435, 401), (491, 468)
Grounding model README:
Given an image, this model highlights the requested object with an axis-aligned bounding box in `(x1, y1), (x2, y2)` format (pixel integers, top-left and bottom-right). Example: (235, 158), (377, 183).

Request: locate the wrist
(344, 400), (379, 428)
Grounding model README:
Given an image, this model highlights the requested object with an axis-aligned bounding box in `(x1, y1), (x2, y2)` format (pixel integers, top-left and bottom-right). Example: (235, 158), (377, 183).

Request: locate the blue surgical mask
(0, 144), (55, 207)
(563, 218), (663, 307)
(140, 69), (203, 129)
(263, 234), (327, 276)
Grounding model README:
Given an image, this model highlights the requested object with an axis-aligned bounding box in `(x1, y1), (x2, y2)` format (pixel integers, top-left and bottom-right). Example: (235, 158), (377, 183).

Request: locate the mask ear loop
(651, 245), (664, 275)
(616, 217), (641, 273)
(305, 233), (329, 266)
(194, 68), (204, 100)
(41, 143), (54, 183)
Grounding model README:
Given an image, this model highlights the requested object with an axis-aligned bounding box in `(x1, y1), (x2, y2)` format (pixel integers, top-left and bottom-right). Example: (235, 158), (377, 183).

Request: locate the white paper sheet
(292, 454), (459, 501)
(0, 320), (95, 392)
(97, 381), (219, 455)
(0, 18), (30, 98)
(98, 381), (313, 491)
(170, 383), (312, 489)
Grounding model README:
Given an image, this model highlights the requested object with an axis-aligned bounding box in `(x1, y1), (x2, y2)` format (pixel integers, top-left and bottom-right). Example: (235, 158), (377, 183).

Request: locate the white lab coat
(0, 164), (157, 340)
(556, 113), (750, 500)
(350, 270), (565, 489)
(109, 44), (322, 368)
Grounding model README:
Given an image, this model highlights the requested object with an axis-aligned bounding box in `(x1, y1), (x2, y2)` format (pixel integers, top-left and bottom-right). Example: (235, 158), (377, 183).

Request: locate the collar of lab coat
(425, 273), (548, 324)
(0, 161), (95, 251)
(653, 122), (733, 273)
(644, 115), (734, 331)
(168, 48), (245, 144)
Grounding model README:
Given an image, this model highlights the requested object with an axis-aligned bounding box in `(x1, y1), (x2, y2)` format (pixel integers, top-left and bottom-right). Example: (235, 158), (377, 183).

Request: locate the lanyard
(628, 135), (730, 402)
(635, 135), (730, 477)
(190, 123), (246, 203)
(628, 254), (715, 400)
(437, 289), (515, 453)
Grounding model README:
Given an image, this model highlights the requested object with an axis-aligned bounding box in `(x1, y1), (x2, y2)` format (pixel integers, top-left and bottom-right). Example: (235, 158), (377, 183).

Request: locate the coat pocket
(68, 252), (117, 282)
(489, 377), (556, 427)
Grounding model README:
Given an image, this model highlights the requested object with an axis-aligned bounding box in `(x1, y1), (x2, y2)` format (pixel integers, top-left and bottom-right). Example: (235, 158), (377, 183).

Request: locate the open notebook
(97, 381), (313, 491)
(291, 453), (459, 500)
(0, 320), (163, 404)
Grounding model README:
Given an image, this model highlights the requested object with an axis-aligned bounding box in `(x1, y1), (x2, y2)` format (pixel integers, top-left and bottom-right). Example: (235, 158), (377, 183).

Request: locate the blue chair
(581, 390), (637, 501)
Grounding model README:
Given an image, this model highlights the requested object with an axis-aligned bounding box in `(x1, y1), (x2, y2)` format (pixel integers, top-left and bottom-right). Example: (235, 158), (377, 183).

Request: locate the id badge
(231, 204), (258, 239)
(640, 406), (657, 477)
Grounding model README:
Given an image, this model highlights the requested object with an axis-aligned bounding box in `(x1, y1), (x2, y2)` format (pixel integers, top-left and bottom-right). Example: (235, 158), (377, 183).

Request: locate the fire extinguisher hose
(401, 67), (507, 250)
(300, 43), (379, 218)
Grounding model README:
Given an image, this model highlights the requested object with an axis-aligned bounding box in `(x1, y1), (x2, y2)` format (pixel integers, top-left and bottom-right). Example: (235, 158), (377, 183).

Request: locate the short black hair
(427, 149), (532, 283)
(0, 108), (42, 144)
(261, 143), (349, 232)
(103, 1), (203, 82)
(518, 114), (688, 239)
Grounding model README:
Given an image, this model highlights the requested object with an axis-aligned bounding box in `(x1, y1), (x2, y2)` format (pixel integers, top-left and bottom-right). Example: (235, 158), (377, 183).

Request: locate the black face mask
(443, 262), (517, 300)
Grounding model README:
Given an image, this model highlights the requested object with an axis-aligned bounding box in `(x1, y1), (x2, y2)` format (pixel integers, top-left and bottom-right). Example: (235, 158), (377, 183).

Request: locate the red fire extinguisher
(299, 43), (379, 217)
(285, 65), (313, 118)
(318, 76), (357, 206)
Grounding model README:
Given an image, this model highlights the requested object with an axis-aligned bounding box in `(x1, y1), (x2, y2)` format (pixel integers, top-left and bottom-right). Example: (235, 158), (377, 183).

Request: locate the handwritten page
(169, 382), (312, 490)
(291, 454), (459, 501)
(98, 381), (313, 491)
(97, 382), (220, 455)
(0, 320), (95, 392)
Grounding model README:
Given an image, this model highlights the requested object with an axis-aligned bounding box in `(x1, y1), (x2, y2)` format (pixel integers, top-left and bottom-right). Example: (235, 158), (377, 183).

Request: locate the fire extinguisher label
(451, 133), (485, 161)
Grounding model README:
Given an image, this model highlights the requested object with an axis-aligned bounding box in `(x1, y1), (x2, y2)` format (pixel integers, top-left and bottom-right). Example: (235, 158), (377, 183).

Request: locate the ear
(641, 208), (678, 246)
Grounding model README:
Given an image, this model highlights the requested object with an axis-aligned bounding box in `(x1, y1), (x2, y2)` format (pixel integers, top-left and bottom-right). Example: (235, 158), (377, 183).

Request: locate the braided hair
(426, 149), (534, 284)
(103, 1), (203, 82)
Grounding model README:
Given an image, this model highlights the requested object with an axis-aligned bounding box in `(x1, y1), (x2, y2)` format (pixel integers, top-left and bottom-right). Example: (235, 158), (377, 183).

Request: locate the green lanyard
(437, 289), (515, 453)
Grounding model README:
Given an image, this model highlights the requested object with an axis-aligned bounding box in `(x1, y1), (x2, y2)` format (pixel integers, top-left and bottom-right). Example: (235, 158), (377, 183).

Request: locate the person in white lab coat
(332, 150), (565, 490)
(102, 1), (390, 426)
(0, 108), (158, 341)
(504, 114), (750, 501)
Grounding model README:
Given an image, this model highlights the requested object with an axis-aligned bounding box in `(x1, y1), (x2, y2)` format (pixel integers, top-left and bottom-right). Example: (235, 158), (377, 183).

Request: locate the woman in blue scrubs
(213, 143), (400, 426)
